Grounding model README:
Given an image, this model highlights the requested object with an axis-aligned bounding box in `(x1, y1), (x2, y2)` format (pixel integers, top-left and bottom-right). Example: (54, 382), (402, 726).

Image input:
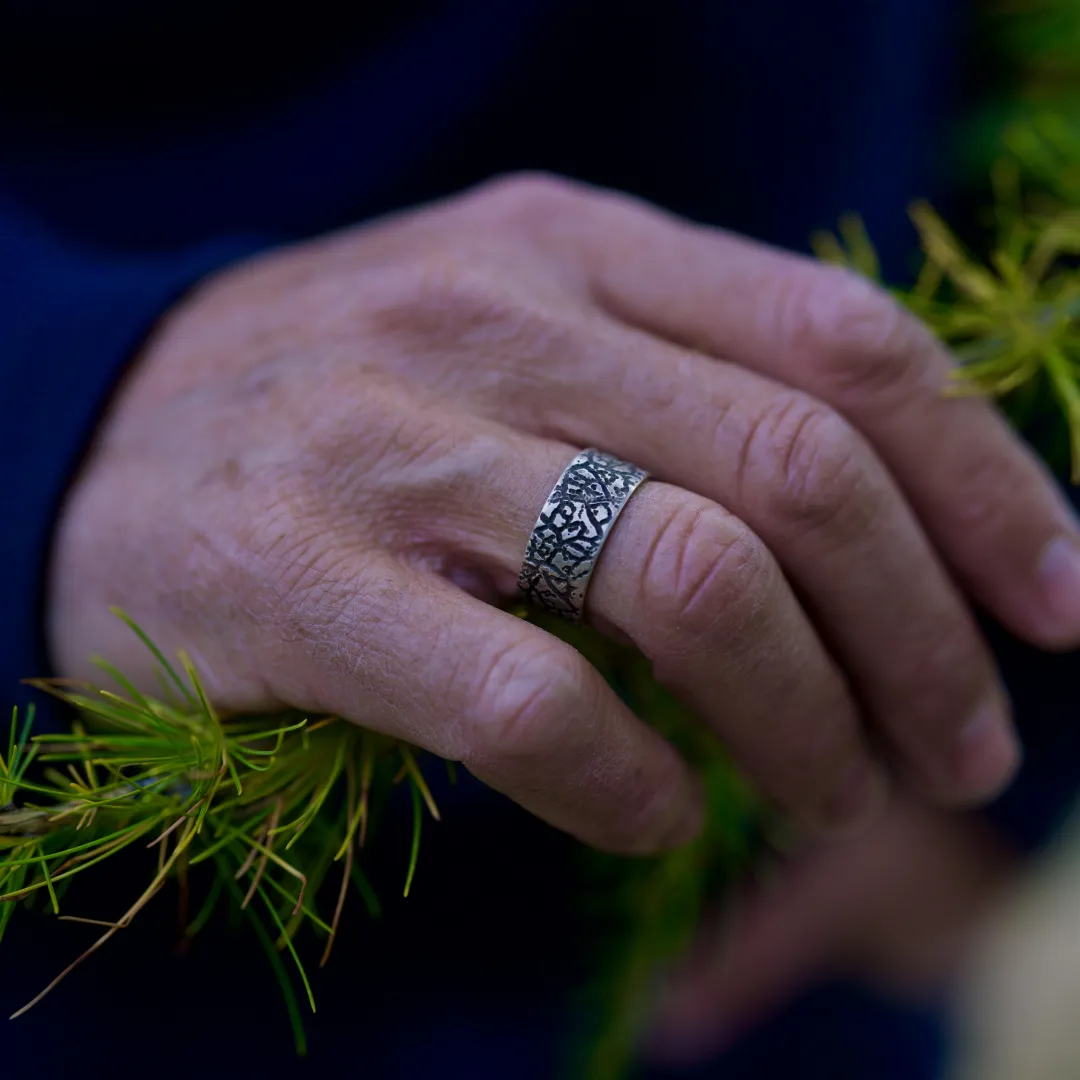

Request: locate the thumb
(647, 852), (858, 1067)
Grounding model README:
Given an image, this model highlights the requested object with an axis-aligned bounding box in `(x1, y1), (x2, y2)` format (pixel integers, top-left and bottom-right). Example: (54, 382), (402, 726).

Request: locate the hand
(47, 175), (1080, 853)
(648, 798), (1017, 1067)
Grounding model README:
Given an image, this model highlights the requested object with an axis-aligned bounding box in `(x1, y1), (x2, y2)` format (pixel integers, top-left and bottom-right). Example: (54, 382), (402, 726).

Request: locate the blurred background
(954, 803), (1080, 1080)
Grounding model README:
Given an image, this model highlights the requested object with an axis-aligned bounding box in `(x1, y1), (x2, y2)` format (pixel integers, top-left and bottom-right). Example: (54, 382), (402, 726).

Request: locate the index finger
(545, 183), (1080, 650)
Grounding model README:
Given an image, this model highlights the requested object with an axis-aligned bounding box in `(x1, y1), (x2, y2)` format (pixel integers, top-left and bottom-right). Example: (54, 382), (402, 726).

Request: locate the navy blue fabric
(642, 983), (949, 1080)
(0, 193), (273, 726)
(0, 1), (1072, 1077)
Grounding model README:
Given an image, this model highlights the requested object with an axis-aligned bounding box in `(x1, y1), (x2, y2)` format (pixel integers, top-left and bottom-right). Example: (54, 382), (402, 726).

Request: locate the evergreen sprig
(0, 608), (755, 1074)
(0, 611), (436, 1054)
(815, 144), (1080, 478)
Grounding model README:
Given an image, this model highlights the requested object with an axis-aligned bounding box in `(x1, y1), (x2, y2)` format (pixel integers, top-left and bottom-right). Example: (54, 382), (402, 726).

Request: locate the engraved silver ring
(518, 448), (650, 623)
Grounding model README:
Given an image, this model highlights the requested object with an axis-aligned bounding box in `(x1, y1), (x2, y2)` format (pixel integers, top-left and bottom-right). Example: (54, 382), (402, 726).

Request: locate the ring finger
(426, 425), (887, 836)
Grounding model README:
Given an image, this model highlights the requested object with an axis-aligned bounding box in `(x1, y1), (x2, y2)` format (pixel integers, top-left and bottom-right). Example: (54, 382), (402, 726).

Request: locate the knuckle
(364, 249), (566, 355)
(469, 636), (581, 760)
(642, 501), (771, 644)
(473, 171), (590, 225)
(373, 250), (501, 320)
(319, 397), (460, 490)
(748, 395), (873, 531)
(776, 264), (930, 404)
(360, 253), (588, 408)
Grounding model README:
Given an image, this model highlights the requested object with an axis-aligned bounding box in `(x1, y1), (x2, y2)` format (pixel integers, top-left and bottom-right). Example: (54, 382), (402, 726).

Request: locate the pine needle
(403, 780), (423, 899)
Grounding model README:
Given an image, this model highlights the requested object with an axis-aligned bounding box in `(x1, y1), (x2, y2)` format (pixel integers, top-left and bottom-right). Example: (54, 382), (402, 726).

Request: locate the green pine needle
(0, 613), (439, 1047)
(814, 146), (1080, 481)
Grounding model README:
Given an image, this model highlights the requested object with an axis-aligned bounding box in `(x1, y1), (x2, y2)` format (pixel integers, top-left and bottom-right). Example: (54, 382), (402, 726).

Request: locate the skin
(648, 795), (1017, 1065)
(48, 173), (1080, 857)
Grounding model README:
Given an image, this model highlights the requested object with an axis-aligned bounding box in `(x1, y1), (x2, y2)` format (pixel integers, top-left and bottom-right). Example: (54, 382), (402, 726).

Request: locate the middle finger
(492, 322), (1018, 805)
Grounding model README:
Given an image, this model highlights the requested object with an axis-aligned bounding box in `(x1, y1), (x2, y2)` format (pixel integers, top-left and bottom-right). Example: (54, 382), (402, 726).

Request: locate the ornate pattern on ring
(518, 448), (649, 623)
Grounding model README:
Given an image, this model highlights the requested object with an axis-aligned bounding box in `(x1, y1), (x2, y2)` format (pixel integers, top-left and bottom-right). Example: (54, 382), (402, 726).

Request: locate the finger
(649, 829), (887, 1066)
(258, 554), (702, 856)
(647, 874), (839, 1066)
(528, 181), (1080, 650)
(522, 324), (1017, 804)
(649, 797), (1016, 1067)
(431, 430), (888, 836)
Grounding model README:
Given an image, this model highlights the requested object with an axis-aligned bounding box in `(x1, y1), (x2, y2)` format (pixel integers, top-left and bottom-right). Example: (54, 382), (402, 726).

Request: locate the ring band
(518, 448), (650, 623)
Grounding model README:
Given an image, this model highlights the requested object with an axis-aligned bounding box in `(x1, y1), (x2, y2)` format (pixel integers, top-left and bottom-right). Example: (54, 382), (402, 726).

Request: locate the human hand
(47, 175), (1080, 853)
(648, 797), (1016, 1067)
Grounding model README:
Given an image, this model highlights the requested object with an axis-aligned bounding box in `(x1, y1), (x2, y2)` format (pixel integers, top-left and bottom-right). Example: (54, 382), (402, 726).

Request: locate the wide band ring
(518, 448), (650, 623)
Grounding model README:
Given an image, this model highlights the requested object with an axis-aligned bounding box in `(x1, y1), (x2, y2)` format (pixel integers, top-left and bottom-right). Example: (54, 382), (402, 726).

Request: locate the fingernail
(818, 760), (889, 836)
(1037, 535), (1080, 644)
(953, 703), (1021, 801)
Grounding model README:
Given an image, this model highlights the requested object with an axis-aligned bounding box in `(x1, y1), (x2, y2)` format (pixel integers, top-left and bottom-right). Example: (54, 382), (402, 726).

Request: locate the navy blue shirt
(1, 3), (1075, 1077)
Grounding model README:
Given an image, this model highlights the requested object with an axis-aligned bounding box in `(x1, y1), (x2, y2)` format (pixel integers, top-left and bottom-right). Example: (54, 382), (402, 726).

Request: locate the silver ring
(518, 448), (650, 623)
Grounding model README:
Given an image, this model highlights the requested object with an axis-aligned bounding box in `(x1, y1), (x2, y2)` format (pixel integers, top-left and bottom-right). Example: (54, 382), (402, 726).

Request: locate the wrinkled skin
(47, 175), (1078, 1057)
